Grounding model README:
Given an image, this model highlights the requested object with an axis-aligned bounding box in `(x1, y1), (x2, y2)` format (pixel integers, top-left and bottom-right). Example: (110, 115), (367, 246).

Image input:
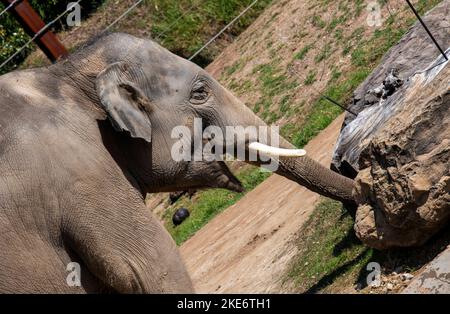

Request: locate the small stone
(172, 208), (190, 226)
(386, 283), (393, 291)
(401, 273), (414, 281)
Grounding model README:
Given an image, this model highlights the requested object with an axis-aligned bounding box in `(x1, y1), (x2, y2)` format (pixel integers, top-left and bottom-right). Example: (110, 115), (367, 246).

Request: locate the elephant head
(59, 33), (355, 203)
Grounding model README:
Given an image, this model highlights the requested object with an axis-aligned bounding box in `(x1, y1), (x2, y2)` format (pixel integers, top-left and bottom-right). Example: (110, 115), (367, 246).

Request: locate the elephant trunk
(277, 137), (354, 202)
(277, 156), (354, 202)
(222, 96), (355, 204)
(246, 137), (355, 203)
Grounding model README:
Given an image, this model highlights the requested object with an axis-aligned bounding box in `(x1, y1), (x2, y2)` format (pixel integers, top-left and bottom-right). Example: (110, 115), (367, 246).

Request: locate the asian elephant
(0, 33), (354, 293)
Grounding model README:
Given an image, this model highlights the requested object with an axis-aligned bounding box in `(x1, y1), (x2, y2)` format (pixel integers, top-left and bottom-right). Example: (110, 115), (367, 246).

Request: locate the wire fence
(0, 0), (82, 69)
(188, 0), (259, 60)
(154, 1), (199, 41)
(0, 0), (260, 71)
(0, 0), (21, 18)
(0, 0), (146, 70)
(101, 0), (144, 34)
(1, 0), (447, 116)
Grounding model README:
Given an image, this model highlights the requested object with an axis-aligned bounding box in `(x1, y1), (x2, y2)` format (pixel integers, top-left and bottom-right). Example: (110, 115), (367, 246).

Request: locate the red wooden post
(1, 0), (68, 62)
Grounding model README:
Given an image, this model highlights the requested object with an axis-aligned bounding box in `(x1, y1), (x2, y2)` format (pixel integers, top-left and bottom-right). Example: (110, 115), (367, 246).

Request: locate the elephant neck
(50, 53), (107, 109)
(49, 33), (142, 114)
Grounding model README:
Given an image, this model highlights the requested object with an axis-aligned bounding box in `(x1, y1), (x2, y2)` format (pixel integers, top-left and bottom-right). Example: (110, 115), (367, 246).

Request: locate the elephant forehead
(142, 63), (195, 98)
(107, 34), (203, 99)
(138, 42), (197, 78)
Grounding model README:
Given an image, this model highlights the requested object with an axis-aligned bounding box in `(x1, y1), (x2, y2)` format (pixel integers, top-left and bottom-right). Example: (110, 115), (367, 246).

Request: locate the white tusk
(248, 142), (306, 157)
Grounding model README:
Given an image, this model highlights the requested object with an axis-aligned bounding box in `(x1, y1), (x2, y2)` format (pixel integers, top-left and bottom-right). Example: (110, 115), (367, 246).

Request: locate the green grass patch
(253, 61), (298, 123)
(314, 43), (332, 63)
(228, 78), (255, 95)
(352, 26), (405, 68)
(280, 66), (370, 147)
(334, 28), (344, 41)
(294, 44), (314, 60)
(326, 14), (347, 32)
(225, 61), (243, 76)
(254, 63), (294, 97)
(148, 0), (273, 66)
(342, 44), (352, 56)
(284, 198), (373, 293)
(164, 167), (272, 245)
(330, 67), (342, 82)
(291, 98), (342, 148)
(304, 70), (317, 85)
(311, 15), (326, 29)
(285, 197), (450, 293)
(279, 95), (291, 114)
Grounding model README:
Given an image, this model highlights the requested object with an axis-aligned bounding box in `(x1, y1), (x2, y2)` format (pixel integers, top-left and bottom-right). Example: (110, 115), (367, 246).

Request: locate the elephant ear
(96, 61), (152, 142)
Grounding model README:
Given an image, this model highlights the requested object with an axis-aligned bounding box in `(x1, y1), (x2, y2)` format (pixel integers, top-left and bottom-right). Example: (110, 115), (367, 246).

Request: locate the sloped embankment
(207, 0), (443, 147)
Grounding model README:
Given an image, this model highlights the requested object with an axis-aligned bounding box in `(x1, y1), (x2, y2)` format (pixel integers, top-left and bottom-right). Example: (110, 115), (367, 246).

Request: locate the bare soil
(180, 115), (344, 293)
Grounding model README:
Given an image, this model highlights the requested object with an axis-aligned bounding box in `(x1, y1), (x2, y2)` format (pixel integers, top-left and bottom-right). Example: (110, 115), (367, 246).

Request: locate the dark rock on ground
(173, 208), (190, 226)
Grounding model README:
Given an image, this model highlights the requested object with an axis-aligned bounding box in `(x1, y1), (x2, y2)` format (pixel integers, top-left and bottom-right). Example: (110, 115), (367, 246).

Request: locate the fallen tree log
(354, 62), (449, 249)
(332, 1), (450, 249)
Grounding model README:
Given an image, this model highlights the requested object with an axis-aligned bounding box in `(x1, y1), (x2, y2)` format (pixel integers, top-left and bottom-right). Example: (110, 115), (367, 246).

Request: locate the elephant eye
(190, 80), (210, 104)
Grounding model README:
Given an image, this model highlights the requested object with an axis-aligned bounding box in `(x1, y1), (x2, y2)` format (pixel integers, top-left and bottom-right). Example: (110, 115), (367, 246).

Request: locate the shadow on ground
(285, 198), (450, 293)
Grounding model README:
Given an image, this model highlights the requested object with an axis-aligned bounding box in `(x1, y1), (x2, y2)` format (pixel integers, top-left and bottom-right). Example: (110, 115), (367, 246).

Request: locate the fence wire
(101, 0), (144, 34)
(0, 0), (21, 19)
(154, 1), (199, 41)
(188, 0), (259, 60)
(0, 0), (82, 69)
(1, 0), (261, 71)
(0, 0), (147, 70)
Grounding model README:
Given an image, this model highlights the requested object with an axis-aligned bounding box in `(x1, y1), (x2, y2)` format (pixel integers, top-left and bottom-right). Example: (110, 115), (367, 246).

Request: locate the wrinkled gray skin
(0, 33), (354, 293)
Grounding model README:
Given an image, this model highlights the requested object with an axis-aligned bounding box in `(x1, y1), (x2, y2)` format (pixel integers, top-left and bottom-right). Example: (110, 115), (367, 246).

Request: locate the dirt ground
(180, 114), (345, 293)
